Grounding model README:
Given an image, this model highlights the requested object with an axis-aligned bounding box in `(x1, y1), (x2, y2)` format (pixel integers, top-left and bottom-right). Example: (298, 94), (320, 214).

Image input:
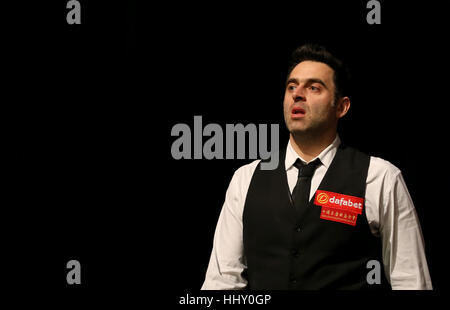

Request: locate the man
(201, 44), (432, 290)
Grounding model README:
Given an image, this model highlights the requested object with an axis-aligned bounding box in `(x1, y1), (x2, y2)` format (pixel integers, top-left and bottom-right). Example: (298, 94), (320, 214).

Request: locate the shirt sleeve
(201, 160), (260, 290)
(380, 170), (433, 290)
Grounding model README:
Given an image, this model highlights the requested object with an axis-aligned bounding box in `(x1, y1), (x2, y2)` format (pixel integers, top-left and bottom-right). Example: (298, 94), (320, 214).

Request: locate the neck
(289, 131), (337, 162)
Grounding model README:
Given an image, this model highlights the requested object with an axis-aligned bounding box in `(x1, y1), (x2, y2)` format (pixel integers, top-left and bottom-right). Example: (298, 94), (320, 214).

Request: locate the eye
(310, 85), (320, 92)
(287, 84), (297, 91)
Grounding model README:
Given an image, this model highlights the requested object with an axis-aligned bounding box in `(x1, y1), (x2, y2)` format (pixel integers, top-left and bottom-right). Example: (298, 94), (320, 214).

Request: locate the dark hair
(287, 44), (351, 100)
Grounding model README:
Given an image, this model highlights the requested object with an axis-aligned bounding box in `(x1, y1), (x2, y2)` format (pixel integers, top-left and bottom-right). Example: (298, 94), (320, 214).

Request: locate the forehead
(289, 60), (335, 84)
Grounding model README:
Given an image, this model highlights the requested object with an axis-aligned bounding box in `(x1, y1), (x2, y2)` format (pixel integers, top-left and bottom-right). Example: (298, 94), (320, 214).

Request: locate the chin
(287, 121), (306, 132)
(288, 127), (308, 136)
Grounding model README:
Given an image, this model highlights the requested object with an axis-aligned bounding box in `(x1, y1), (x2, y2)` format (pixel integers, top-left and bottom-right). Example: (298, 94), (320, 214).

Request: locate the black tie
(292, 158), (321, 216)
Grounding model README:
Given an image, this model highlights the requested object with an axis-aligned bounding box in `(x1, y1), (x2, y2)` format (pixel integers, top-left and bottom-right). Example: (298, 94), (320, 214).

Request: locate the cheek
(283, 97), (291, 113)
(309, 99), (334, 118)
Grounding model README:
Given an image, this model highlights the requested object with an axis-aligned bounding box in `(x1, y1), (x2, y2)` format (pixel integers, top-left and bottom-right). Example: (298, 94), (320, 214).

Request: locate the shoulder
(228, 147), (285, 195)
(223, 160), (262, 207)
(367, 155), (402, 187)
(231, 159), (261, 186)
(365, 156), (405, 228)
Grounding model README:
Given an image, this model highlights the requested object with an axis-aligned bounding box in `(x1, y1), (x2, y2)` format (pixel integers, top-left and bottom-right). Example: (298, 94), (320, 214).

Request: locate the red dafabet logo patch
(314, 190), (365, 226)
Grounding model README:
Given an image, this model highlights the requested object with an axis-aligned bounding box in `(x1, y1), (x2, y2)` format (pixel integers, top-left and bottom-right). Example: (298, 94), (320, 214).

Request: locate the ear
(336, 96), (350, 119)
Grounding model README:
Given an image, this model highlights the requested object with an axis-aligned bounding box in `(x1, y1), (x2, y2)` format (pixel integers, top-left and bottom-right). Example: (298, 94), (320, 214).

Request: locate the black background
(7, 0), (448, 305)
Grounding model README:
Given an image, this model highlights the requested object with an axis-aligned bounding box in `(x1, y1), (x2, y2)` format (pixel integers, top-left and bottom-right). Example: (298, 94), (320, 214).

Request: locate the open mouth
(291, 107), (306, 118)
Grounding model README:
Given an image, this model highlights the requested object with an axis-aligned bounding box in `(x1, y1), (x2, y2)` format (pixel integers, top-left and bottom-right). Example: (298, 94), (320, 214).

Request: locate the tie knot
(294, 158), (321, 178)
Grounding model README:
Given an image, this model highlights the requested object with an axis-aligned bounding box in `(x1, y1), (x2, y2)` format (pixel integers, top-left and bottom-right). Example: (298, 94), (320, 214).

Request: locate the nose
(292, 85), (306, 102)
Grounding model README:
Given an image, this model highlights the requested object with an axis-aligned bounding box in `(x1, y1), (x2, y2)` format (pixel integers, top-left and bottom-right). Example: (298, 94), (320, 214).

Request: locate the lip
(291, 106), (306, 119)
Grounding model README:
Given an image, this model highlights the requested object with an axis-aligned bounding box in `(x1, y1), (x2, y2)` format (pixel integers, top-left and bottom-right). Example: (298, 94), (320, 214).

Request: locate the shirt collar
(285, 135), (341, 171)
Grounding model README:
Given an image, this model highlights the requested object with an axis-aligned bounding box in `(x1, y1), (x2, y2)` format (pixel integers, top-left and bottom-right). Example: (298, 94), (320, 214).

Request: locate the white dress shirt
(201, 136), (433, 290)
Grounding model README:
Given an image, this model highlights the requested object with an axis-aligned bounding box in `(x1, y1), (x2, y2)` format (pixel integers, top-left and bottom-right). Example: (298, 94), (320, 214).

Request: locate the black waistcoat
(243, 145), (390, 290)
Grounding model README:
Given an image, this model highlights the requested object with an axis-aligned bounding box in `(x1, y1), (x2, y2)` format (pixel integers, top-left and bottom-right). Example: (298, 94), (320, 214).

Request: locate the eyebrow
(286, 77), (328, 89)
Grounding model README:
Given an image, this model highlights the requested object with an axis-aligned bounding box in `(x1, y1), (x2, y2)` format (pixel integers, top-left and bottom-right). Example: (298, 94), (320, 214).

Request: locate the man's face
(283, 60), (339, 137)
